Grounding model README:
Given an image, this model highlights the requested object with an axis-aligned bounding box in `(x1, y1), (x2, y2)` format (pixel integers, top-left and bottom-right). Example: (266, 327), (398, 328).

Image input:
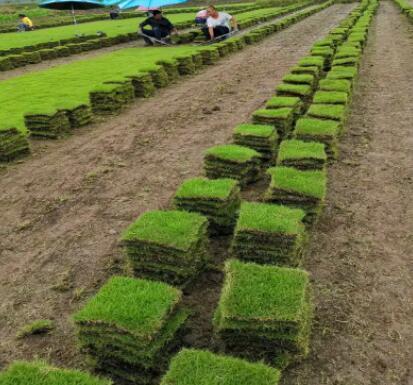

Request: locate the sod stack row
(0, 0), (334, 163)
(393, 0), (413, 22)
(0, 3), (379, 385)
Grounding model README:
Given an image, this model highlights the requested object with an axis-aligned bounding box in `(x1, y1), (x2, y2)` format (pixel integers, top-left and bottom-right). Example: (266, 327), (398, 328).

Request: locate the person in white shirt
(203, 5), (238, 40)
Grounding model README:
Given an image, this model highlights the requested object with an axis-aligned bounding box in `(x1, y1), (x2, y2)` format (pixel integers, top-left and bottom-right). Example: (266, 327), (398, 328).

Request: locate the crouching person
(139, 10), (177, 45)
(203, 5), (237, 41)
(17, 14), (34, 32)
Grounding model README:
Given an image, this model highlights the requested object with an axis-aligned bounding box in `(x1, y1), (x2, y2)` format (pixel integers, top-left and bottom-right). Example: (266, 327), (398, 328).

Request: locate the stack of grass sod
(73, 276), (189, 384)
(251, 107), (295, 139)
(232, 123), (279, 162)
(276, 139), (327, 170)
(231, 201), (307, 266)
(24, 110), (71, 139)
(90, 82), (135, 115)
(293, 117), (340, 160)
(160, 349), (281, 385)
(0, 128), (30, 161)
(213, 259), (313, 368)
(0, 360), (112, 385)
(204, 144), (262, 187)
(121, 210), (209, 286)
(264, 166), (327, 224)
(173, 178), (241, 236)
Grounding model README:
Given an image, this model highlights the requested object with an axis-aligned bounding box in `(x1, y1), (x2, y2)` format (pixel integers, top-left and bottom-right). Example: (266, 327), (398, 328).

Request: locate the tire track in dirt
(283, 2), (413, 384)
(0, 4), (354, 369)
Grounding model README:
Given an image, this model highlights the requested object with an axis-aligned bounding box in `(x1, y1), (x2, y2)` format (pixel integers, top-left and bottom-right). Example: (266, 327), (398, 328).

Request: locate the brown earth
(283, 2), (413, 385)
(0, 3), (355, 370)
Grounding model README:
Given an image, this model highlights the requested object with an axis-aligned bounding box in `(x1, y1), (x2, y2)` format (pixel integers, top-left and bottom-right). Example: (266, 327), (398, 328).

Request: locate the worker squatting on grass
(17, 14), (34, 32)
(203, 5), (238, 40)
(139, 10), (178, 45)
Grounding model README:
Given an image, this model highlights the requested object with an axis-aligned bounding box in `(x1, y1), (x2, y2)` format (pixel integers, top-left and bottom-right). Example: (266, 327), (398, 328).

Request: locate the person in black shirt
(139, 10), (176, 45)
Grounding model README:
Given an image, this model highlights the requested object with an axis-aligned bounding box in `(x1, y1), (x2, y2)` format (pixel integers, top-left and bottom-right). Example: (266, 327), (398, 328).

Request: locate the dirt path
(0, 4), (355, 370)
(283, 2), (413, 385)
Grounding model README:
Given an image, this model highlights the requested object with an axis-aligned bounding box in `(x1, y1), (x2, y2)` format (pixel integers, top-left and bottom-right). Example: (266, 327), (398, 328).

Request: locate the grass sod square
(264, 166), (327, 224)
(173, 177), (241, 235)
(73, 277), (188, 383)
(293, 117), (340, 160)
(297, 56), (324, 70)
(275, 83), (313, 105)
(276, 139), (327, 170)
(290, 65), (320, 79)
(281, 73), (316, 88)
(160, 349), (281, 385)
(265, 96), (303, 115)
(252, 108), (295, 137)
(213, 259), (312, 364)
(121, 210), (209, 285)
(233, 123), (279, 160)
(0, 128), (30, 161)
(204, 144), (262, 187)
(319, 79), (352, 93)
(307, 104), (347, 123)
(312, 91), (349, 105)
(231, 201), (306, 266)
(0, 361), (112, 385)
(326, 66), (358, 81)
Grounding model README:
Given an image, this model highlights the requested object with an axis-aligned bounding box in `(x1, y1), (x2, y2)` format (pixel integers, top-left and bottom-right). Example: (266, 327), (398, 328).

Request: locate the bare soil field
(283, 2), (413, 384)
(0, 4), (355, 370)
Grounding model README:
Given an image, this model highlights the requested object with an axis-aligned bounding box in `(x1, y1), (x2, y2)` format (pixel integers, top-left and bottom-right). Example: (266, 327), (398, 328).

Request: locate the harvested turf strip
(121, 210), (209, 285)
(173, 177), (241, 235)
(233, 123), (279, 161)
(307, 103), (347, 122)
(0, 128), (30, 161)
(231, 201), (306, 266)
(264, 166), (327, 224)
(265, 96), (303, 116)
(312, 90), (349, 105)
(0, 361), (112, 385)
(24, 110), (71, 139)
(213, 259), (313, 367)
(252, 108), (295, 138)
(275, 83), (313, 105)
(160, 349), (281, 385)
(73, 276), (189, 384)
(276, 139), (327, 170)
(204, 144), (261, 187)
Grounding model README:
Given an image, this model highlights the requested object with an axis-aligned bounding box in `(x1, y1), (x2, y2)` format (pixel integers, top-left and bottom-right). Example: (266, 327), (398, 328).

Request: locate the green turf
(266, 166), (327, 199)
(174, 178), (238, 200)
(265, 96), (302, 110)
(161, 349), (281, 385)
(235, 201), (305, 235)
(215, 259), (310, 322)
(319, 79), (352, 93)
(307, 104), (346, 121)
(253, 108), (294, 119)
(297, 56), (324, 68)
(205, 144), (261, 163)
(282, 73), (315, 86)
(277, 139), (326, 162)
(0, 361), (112, 385)
(294, 117), (340, 136)
(233, 123), (276, 138)
(122, 210), (207, 251)
(73, 276), (181, 338)
(275, 83), (312, 97)
(313, 91), (348, 105)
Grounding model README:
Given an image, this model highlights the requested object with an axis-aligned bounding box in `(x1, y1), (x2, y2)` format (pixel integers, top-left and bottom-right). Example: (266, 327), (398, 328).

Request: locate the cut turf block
(282, 73), (316, 89)
(160, 349), (281, 385)
(174, 177), (241, 235)
(231, 201), (306, 266)
(290, 65), (320, 79)
(277, 139), (327, 170)
(293, 117), (340, 160)
(264, 166), (327, 224)
(73, 276), (189, 384)
(0, 360), (112, 385)
(128, 73), (155, 98)
(307, 104), (346, 123)
(64, 104), (93, 128)
(312, 91), (348, 105)
(297, 56), (324, 70)
(90, 82), (134, 115)
(233, 123), (279, 160)
(121, 210), (209, 285)
(319, 79), (352, 93)
(25, 110), (71, 139)
(0, 128), (30, 161)
(265, 96), (303, 115)
(204, 144), (261, 187)
(275, 83), (313, 105)
(332, 56), (360, 67)
(213, 259), (313, 367)
(252, 108), (295, 137)
(326, 66), (357, 81)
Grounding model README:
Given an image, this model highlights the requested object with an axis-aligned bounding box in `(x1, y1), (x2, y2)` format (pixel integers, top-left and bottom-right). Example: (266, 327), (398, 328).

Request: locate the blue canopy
(39, 0), (106, 10)
(117, 0), (187, 10)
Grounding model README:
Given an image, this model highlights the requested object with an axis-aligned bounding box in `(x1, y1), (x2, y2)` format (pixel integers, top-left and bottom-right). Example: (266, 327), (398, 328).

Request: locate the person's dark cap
(152, 10), (162, 15)
(18, 14), (26, 17)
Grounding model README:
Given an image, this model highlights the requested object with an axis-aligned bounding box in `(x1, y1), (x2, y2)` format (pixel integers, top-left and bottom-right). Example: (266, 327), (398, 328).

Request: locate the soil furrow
(0, 4), (354, 369)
